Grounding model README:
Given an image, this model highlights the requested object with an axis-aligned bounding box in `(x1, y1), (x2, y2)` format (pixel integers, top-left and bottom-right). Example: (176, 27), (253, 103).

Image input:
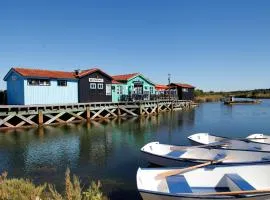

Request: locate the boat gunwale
(141, 149), (270, 165)
(188, 133), (270, 148)
(138, 189), (270, 199)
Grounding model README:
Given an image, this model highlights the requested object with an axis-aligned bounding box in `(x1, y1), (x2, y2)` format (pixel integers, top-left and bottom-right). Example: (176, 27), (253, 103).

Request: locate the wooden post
(117, 105), (121, 117)
(156, 101), (159, 114)
(170, 101), (174, 111)
(139, 102), (143, 116)
(38, 110), (43, 126)
(86, 106), (91, 121)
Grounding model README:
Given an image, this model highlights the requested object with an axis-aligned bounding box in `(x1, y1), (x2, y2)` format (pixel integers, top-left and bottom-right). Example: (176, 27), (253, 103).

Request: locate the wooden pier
(0, 100), (192, 130)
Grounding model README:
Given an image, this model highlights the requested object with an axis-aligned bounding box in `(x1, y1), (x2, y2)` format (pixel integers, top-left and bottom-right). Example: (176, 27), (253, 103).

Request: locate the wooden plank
(119, 107), (138, 117)
(16, 115), (37, 127)
(66, 111), (84, 122)
(0, 115), (15, 127)
(91, 108), (104, 119)
(104, 108), (117, 117)
(45, 114), (65, 123)
(44, 112), (65, 125)
(67, 111), (85, 121)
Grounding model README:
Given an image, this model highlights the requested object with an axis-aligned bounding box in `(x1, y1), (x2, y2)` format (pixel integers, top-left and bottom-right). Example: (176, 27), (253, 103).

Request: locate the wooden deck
(0, 100), (192, 130)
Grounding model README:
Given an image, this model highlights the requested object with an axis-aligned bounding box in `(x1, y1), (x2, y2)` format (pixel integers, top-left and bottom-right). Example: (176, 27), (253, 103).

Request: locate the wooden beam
(44, 112), (65, 125)
(0, 115), (15, 127)
(16, 115), (37, 127)
(66, 111), (85, 122)
(119, 107), (138, 117)
(45, 114), (66, 124)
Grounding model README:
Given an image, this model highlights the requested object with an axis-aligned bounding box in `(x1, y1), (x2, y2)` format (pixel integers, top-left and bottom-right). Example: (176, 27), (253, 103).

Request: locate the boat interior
(137, 165), (270, 196)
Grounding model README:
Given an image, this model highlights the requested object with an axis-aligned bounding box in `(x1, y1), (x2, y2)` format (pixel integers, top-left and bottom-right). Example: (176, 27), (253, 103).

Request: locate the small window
(27, 79), (50, 86)
(97, 83), (103, 89)
(106, 84), (112, 95)
(39, 79), (50, 86)
(90, 83), (96, 89)
(12, 75), (17, 81)
(57, 80), (67, 86)
(28, 79), (39, 86)
(150, 87), (153, 94)
(182, 88), (188, 92)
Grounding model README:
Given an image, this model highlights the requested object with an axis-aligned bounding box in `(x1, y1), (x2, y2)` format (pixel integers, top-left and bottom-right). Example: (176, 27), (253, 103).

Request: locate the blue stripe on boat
(166, 151), (185, 158)
(226, 174), (255, 191)
(166, 175), (192, 194)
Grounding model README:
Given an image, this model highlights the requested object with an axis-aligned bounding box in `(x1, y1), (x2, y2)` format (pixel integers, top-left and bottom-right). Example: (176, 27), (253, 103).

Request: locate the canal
(0, 100), (270, 199)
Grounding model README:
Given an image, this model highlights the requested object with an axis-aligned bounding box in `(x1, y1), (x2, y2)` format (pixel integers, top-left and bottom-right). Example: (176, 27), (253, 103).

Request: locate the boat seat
(166, 151), (185, 158)
(166, 175), (192, 194)
(226, 174), (255, 191)
(213, 153), (226, 161)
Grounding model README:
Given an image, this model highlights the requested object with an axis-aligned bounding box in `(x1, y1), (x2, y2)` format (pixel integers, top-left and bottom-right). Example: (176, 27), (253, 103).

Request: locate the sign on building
(89, 78), (104, 83)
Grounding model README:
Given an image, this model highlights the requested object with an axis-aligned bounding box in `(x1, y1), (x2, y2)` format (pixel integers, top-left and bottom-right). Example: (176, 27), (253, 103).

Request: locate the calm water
(1, 100), (270, 199)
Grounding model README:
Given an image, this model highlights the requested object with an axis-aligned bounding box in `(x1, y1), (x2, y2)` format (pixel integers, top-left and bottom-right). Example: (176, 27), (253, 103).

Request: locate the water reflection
(1, 101), (269, 199)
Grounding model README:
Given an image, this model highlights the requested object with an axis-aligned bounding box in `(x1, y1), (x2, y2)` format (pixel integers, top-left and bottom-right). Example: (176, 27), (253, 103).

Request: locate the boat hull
(141, 151), (202, 167)
(140, 191), (270, 200)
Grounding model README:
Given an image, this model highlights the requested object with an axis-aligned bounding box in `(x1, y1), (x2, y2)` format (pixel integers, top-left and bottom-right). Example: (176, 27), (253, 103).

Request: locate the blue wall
(24, 79), (78, 105)
(6, 72), (25, 105)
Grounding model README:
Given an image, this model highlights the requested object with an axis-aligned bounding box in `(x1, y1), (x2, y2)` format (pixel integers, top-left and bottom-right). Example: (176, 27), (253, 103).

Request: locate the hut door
(134, 82), (143, 95)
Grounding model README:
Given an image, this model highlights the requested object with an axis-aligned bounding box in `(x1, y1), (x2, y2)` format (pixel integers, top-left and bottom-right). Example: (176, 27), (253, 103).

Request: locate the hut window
(28, 79), (50, 86)
(57, 80), (67, 87)
(97, 83), (103, 90)
(119, 86), (123, 95)
(150, 87), (153, 94)
(182, 88), (188, 92)
(90, 83), (96, 89)
(39, 79), (50, 86)
(106, 84), (112, 95)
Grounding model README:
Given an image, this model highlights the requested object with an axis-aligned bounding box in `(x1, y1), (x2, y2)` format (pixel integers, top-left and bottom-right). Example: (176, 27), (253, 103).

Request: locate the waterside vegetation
(0, 169), (107, 200)
(194, 88), (270, 103)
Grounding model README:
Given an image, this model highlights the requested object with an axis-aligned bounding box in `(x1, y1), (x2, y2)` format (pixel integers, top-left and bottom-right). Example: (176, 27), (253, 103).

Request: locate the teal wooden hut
(112, 73), (156, 102)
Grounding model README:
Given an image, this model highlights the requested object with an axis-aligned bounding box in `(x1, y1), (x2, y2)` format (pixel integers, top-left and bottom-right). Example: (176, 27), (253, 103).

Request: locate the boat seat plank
(213, 153), (226, 161)
(166, 175), (192, 194)
(166, 151), (185, 158)
(226, 174), (255, 191)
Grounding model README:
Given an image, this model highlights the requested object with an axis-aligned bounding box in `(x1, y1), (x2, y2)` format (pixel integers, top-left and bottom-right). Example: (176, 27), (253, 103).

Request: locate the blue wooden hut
(4, 68), (78, 105)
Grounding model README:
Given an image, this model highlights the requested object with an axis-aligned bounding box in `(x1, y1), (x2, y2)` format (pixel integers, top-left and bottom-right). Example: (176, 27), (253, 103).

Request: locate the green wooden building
(111, 73), (156, 102)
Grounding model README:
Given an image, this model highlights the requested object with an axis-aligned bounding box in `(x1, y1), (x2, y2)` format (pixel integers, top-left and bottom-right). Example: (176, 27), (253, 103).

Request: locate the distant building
(112, 73), (156, 101)
(168, 83), (195, 100)
(4, 68), (78, 105)
(77, 68), (113, 103)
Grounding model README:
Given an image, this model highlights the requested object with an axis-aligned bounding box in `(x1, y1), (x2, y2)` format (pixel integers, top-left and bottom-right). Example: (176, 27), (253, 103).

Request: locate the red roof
(13, 67), (76, 79)
(9, 67), (112, 80)
(112, 73), (139, 81)
(155, 84), (170, 90)
(112, 80), (122, 84)
(170, 83), (195, 88)
(77, 68), (112, 79)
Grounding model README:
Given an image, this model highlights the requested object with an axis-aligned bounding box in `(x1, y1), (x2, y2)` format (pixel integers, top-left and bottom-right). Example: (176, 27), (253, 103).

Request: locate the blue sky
(1, 0), (270, 91)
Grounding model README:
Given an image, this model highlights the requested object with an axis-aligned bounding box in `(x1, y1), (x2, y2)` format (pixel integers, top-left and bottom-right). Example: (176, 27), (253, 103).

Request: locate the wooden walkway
(0, 100), (192, 130)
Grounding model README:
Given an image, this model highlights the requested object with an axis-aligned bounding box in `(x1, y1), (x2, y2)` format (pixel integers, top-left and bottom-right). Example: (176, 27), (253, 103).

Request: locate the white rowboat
(188, 133), (270, 152)
(246, 134), (270, 144)
(141, 142), (270, 166)
(137, 164), (270, 200)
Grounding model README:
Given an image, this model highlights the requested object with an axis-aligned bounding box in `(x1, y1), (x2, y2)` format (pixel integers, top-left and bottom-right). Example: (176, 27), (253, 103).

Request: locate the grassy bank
(0, 169), (107, 200)
(195, 94), (223, 103)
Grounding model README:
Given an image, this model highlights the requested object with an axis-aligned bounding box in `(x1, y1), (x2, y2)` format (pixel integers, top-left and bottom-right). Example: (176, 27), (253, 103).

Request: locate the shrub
(0, 170), (107, 200)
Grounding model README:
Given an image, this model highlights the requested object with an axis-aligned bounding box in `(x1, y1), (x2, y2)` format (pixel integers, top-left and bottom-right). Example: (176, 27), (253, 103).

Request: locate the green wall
(112, 74), (156, 102)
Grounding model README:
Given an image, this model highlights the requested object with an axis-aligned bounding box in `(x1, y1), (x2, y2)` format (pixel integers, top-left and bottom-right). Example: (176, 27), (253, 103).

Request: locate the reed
(0, 169), (108, 200)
